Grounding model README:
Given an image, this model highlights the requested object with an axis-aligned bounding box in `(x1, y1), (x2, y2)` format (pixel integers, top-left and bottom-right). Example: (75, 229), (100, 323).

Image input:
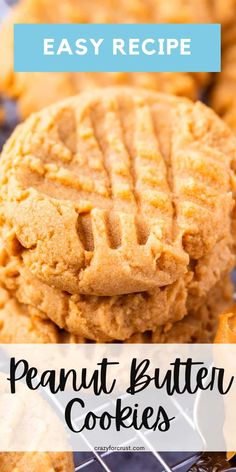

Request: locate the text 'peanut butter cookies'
(0, 88), (235, 297)
(0, 0), (212, 118)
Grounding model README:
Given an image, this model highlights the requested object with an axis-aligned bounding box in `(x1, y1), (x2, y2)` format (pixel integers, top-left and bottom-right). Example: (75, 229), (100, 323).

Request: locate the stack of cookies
(0, 87), (235, 344)
(0, 2), (236, 469)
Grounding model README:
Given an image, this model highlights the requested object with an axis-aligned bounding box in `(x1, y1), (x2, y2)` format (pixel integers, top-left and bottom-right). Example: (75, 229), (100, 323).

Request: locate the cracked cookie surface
(0, 88), (234, 298)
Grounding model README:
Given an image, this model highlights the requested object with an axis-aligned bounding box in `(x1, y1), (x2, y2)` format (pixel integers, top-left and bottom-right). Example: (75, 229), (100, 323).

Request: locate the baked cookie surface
(211, 36), (236, 132)
(0, 273), (232, 344)
(210, 0), (236, 133)
(0, 286), (63, 343)
(0, 234), (233, 341)
(0, 452), (74, 472)
(0, 88), (234, 299)
(215, 307), (236, 343)
(153, 274), (233, 343)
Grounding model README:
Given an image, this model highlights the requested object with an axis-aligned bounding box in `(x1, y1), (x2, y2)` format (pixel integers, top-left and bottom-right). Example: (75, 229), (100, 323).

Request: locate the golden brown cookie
(186, 238), (234, 311)
(126, 273), (233, 343)
(0, 233), (233, 341)
(162, 273), (233, 343)
(0, 452), (74, 472)
(215, 307), (236, 343)
(210, 0), (236, 133)
(0, 89), (192, 297)
(0, 0), (212, 118)
(130, 274), (233, 344)
(212, 0), (236, 49)
(0, 88), (235, 300)
(211, 0), (236, 28)
(153, 308), (216, 343)
(210, 28), (236, 249)
(0, 286), (62, 343)
(0, 286), (85, 343)
(0, 272), (232, 344)
(0, 214), (234, 342)
(0, 260), (188, 342)
(211, 38), (236, 133)
(0, 87), (235, 340)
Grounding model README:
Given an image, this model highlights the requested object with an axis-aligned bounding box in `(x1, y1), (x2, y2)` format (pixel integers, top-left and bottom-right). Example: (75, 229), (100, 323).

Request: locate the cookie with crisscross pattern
(0, 88), (234, 298)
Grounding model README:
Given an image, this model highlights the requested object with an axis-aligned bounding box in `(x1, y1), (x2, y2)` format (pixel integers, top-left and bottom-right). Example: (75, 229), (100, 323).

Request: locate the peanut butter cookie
(0, 286), (63, 343)
(0, 274), (232, 344)
(0, 452), (74, 472)
(215, 307), (236, 343)
(0, 234), (233, 341)
(210, 0), (236, 133)
(211, 37), (236, 132)
(131, 273), (233, 343)
(0, 286), (85, 343)
(212, 0), (236, 48)
(0, 88), (234, 301)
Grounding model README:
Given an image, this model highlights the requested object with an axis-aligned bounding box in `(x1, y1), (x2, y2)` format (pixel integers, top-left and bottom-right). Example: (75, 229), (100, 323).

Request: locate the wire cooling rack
(73, 450), (236, 471)
(73, 451), (236, 471)
(41, 379), (236, 472)
(74, 451), (202, 471)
